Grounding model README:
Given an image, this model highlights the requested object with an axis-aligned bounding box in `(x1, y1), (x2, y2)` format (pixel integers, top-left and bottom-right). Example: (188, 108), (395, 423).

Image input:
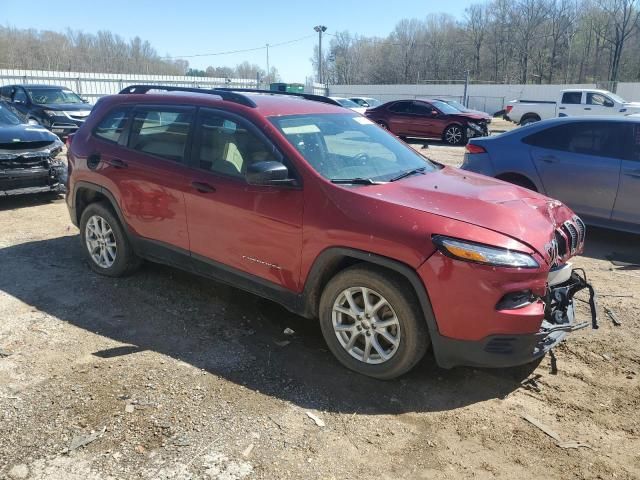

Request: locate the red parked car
(66, 85), (597, 379)
(365, 98), (489, 145)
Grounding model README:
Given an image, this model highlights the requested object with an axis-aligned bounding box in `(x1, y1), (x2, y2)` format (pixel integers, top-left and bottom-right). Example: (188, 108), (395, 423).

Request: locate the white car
(329, 97), (367, 115)
(349, 97), (383, 109)
(505, 89), (640, 125)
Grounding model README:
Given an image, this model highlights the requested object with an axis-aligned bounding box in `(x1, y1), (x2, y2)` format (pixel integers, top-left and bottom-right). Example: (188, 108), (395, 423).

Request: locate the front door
(527, 121), (623, 221)
(583, 92), (617, 116)
(184, 108), (304, 291)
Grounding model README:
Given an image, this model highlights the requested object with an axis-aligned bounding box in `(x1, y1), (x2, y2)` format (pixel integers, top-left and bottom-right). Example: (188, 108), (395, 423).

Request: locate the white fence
(330, 82), (640, 114)
(0, 69), (325, 102)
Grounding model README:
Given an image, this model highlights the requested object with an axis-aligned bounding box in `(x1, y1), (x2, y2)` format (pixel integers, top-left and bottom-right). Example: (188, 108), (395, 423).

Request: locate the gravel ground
(1, 131), (639, 479)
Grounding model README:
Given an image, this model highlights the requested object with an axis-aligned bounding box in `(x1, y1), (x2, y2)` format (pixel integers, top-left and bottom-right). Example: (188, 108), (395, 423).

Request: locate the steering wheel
(353, 152), (370, 164)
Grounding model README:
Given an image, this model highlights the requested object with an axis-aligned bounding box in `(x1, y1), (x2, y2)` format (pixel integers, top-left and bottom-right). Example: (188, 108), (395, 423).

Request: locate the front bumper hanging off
(432, 266), (598, 369)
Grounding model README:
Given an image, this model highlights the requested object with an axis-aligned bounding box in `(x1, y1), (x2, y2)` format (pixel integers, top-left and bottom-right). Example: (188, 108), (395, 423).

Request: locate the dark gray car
(461, 116), (640, 234)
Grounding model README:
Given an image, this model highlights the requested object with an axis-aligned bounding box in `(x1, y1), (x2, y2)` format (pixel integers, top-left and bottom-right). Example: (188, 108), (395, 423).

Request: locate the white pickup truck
(505, 88), (640, 125)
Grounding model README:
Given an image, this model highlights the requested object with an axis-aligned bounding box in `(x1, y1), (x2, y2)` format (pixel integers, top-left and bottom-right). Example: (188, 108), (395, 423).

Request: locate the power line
(160, 34), (315, 60)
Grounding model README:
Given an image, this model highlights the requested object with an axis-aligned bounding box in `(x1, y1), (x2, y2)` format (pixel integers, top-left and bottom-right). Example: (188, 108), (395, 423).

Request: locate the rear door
(611, 122), (640, 226)
(386, 101), (413, 135)
(526, 121), (623, 220)
(557, 91), (583, 117)
(88, 105), (194, 252)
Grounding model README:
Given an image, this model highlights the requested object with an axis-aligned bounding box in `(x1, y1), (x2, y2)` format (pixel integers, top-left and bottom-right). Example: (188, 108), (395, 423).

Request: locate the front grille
(0, 141), (56, 150)
(0, 175), (50, 191)
(0, 157), (50, 169)
(553, 215), (585, 260)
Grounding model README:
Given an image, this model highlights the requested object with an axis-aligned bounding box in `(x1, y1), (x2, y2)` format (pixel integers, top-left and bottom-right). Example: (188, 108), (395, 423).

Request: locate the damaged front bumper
(432, 265), (598, 369)
(0, 155), (66, 197)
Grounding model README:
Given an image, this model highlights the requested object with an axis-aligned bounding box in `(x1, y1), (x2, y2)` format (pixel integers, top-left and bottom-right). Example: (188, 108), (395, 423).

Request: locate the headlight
(467, 122), (483, 132)
(43, 110), (60, 117)
(432, 235), (539, 268)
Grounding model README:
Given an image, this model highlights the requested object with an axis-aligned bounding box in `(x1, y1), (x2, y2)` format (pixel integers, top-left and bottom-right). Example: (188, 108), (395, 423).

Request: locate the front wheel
(319, 265), (429, 379)
(443, 125), (465, 145)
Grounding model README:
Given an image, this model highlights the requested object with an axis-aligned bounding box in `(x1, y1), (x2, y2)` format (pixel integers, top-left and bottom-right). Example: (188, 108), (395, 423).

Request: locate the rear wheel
(378, 121), (389, 130)
(497, 173), (538, 191)
(80, 202), (141, 277)
(520, 115), (541, 126)
(443, 124), (465, 145)
(319, 265), (429, 379)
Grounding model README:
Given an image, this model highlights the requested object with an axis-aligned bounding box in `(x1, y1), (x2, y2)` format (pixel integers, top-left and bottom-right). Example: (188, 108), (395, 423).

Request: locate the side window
(587, 93), (614, 107)
(407, 102), (433, 115)
(128, 108), (194, 162)
(561, 92), (582, 104)
(632, 124), (640, 161)
(523, 125), (572, 150)
(13, 89), (28, 103)
(388, 101), (411, 113)
(94, 107), (131, 143)
(525, 122), (626, 159)
(196, 110), (277, 178)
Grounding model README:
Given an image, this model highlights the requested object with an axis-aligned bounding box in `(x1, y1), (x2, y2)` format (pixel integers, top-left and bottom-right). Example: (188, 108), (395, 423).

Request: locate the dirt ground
(1, 129), (639, 479)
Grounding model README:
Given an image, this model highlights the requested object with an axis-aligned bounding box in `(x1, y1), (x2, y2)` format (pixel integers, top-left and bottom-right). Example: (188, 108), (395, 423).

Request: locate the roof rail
(213, 88), (341, 106)
(118, 85), (257, 108)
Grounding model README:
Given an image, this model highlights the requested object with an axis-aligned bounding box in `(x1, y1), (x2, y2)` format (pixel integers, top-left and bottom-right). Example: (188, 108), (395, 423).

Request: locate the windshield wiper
(389, 167), (427, 182)
(330, 177), (387, 185)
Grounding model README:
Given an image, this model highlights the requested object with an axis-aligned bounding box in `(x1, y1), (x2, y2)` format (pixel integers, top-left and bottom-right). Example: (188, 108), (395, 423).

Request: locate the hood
(453, 112), (488, 122)
(355, 167), (575, 254)
(0, 123), (59, 144)
(622, 102), (640, 111)
(37, 103), (92, 112)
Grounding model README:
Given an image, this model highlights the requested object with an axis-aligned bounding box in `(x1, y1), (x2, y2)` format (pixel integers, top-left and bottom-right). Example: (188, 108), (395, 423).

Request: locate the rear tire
(79, 202), (141, 277)
(319, 265), (429, 380)
(520, 115), (541, 126)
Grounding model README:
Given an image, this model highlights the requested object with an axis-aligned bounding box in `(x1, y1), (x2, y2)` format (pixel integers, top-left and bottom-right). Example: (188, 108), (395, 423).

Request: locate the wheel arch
(300, 247), (440, 338)
(495, 172), (539, 191)
(519, 113), (541, 124)
(73, 181), (127, 230)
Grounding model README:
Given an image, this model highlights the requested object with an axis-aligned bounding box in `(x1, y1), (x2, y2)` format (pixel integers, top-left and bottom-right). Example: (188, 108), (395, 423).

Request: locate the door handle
(87, 153), (101, 170)
(540, 155), (558, 163)
(584, 107), (591, 110)
(191, 181), (216, 193)
(559, 106), (566, 110)
(105, 158), (128, 169)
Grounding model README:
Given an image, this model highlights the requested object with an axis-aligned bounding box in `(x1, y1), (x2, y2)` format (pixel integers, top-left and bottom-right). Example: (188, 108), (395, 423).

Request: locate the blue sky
(3, 0), (475, 81)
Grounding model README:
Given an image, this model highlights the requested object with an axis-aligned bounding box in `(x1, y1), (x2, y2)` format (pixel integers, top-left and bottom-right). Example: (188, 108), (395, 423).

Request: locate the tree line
(316, 0), (640, 88)
(0, 26), (279, 81)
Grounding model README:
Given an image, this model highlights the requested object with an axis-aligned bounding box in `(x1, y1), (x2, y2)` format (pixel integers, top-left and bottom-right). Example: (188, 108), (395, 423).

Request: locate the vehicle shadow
(0, 235), (539, 415)
(581, 226), (640, 266)
(0, 192), (64, 212)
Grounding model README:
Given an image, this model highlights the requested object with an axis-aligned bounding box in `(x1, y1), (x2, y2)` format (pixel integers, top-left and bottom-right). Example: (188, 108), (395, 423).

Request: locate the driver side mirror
(431, 110), (439, 117)
(247, 161), (296, 186)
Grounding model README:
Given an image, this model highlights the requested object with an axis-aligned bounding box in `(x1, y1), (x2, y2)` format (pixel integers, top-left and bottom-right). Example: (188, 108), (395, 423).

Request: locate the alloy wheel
(332, 286), (401, 364)
(445, 126), (462, 144)
(85, 215), (117, 268)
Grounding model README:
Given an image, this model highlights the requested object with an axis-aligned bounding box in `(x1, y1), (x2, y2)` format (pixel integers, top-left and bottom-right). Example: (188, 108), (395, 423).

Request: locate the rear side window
(94, 107), (131, 143)
(524, 122), (628, 159)
(407, 102), (433, 115)
(128, 108), (194, 162)
(561, 92), (582, 104)
(389, 101), (411, 113)
(13, 89), (27, 103)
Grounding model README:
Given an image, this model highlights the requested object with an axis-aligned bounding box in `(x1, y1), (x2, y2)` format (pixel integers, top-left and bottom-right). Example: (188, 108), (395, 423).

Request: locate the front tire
(319, 265), (429, 379)
(79, 202), (141, 277)
(443, 124), (465, 145)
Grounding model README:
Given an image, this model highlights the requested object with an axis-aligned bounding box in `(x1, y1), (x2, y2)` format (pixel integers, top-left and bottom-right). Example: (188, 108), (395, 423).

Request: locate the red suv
(66, 85), (597, 379)
(365, 98), (489, 145)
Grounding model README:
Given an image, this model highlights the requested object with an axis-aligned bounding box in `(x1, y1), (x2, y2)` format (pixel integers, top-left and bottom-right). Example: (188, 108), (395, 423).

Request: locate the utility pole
(314, 25), (327, 84)
(266, 43), (270, 85)
(463, 70), (470, 107)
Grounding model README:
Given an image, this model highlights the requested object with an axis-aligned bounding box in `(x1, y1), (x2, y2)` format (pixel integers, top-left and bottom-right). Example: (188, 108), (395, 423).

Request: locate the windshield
(363, 98), (382, 107)
(445, 100), (467, 111)
(607, 92), (627, 104)
(27, 88), (84, 105)
(270, 113), (438, 182)
(431, 100), (461, 115)
(334, 98), (360, 108)
(0, 103), (21, 126)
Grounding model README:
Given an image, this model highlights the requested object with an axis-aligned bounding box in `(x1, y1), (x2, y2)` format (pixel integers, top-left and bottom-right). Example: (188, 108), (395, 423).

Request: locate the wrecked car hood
(0, 124), (60, 145)
(356, 166), (575, 250)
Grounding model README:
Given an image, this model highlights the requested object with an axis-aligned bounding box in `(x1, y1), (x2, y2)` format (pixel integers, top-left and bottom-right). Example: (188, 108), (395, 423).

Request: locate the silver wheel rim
(85, 215), (117, 268)
(332, 287), (401, 365)
(445, 126), (462, 144)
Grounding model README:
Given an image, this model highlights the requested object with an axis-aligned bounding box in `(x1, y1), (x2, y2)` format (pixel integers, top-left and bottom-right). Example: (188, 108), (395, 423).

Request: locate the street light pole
(314, 25), (327, 84)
